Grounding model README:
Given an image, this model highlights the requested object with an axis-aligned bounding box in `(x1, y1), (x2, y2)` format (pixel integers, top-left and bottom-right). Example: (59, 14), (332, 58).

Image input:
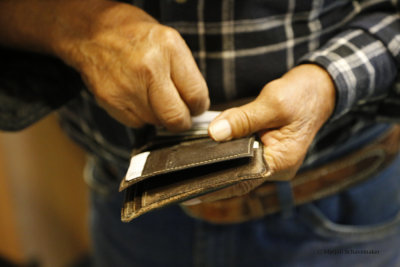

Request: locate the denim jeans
(87, 125), (400, 267)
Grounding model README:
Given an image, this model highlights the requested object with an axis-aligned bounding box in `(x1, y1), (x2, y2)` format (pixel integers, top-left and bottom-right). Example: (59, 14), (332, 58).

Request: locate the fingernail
(182, 198), (202, 206)
(209, 119), (232, 141)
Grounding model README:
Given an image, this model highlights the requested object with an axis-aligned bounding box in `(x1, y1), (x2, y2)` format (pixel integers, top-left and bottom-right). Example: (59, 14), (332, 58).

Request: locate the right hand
(53, 1), (209, 131)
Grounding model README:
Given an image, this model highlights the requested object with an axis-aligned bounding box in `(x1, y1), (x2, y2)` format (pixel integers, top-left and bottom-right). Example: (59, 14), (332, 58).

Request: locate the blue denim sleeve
(299, 2), (400, 121)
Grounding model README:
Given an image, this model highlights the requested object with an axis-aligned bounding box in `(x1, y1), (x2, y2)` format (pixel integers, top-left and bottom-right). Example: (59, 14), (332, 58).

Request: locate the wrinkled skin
(0, 0), (335, 204)
(185, 64), (335, 204)
(55, 2), (210, 132)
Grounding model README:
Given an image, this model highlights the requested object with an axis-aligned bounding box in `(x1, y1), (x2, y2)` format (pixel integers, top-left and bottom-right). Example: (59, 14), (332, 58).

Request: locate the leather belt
(181, 126), (400, 224)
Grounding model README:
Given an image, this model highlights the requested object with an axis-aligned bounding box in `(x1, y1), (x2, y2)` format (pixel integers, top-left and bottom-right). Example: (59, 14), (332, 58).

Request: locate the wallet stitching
(139, 136), (254, 177)
(139, 173), (268, 210)
(120, 137), (255, 190)
(121, 153), (252, 190)
(122, 145), (268, 220)
(140, 152), (252, 178)
(141, 147), (267, 206)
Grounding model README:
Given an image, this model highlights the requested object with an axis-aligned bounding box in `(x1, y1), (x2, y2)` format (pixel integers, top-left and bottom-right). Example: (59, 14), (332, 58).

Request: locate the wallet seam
(120, 137), (255, 191)
(140, 147), (268, 205)
(140, 137), (254, 177)
(120, 153), (252, 191)
(141, 152), (252, 178)
(121, 143), (268, 222)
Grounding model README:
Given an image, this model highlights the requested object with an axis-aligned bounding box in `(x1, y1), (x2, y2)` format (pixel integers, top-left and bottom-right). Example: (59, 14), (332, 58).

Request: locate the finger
(259, 128), (308, 180)
(148, 77), (192, 132)
(170, 38), (210, 116)
(208, 99), (281, 142)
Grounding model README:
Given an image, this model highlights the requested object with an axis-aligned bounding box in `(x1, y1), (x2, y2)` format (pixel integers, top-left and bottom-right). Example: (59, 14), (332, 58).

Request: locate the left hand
(183, 64), (336, 205)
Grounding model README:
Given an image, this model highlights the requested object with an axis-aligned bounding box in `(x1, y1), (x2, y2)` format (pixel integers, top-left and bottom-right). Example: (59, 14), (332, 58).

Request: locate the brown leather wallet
(119, 135), (270, 222)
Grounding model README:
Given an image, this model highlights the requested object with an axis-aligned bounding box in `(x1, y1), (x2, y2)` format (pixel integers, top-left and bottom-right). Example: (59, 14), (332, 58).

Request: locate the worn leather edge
(121, 141), (268, 222)
(119, 136), (255, 191)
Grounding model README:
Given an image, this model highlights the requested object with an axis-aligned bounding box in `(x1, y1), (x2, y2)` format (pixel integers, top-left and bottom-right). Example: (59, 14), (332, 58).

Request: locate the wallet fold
(120, 135), (269, 222)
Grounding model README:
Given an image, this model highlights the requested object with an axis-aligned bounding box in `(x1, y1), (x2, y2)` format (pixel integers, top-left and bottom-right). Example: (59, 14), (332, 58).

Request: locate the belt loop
(276, 181), (294, 219)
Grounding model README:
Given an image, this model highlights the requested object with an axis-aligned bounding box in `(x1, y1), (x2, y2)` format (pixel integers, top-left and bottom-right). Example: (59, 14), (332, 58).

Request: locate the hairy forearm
(0, 0), (209, 130)
(0, 0), (121, 56)
(0, 0), (159, 66)
(0, 0), (76, 53)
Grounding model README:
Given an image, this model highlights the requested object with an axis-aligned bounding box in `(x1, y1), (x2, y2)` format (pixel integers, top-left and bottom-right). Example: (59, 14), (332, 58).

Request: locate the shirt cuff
(299, 28), (397, 121)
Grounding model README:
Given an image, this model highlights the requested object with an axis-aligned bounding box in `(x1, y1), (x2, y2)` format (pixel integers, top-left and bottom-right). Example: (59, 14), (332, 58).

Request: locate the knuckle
(274, 97), (291, 120)
(136, 53), (158, 78)
(162, 108), (189, 129)
(160, 26), (182, 48)
(229, 108), (252, 137)
(267, 90), (292, 120)
(132, 48), (162, 79)
(261, 82), (291, 117)
(185, 87), (209, 114)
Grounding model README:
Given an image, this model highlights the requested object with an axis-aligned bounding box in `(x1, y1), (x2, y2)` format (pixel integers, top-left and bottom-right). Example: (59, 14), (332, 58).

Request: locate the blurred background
(0, 114), (91, 267)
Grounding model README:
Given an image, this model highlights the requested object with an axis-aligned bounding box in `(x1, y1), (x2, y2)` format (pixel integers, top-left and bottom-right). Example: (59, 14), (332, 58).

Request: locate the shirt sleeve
(0, 47), (83, 131)
(299, 2), (400, 121)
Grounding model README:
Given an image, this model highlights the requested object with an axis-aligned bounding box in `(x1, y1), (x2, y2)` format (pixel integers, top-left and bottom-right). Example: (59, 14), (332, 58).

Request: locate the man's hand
(56, 1), (210, 131)
(185, 64), (336, 204)
(0, 0), (209, 131)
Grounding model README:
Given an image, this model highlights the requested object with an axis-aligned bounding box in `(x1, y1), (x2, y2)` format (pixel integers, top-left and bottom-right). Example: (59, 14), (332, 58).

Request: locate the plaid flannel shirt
(59, 0), (400, 168)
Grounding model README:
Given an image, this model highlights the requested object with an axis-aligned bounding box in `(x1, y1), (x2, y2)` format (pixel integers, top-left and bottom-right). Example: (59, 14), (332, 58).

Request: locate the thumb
(208, 100), (277, 141)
